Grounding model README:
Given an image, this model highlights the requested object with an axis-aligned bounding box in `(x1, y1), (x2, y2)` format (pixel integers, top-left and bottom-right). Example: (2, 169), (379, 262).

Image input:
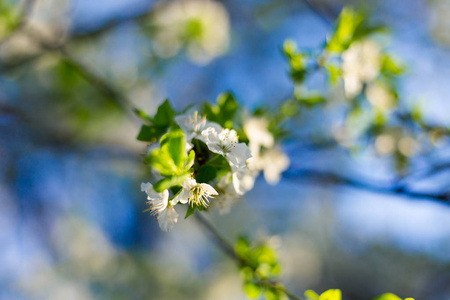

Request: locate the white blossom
(231, 163), (257, 195)
(152, 0), (230, 64)
(342, 39), (381, 98)
(366, 82), (395, 111)
(175, 111), (221, 143)
(258, 147), (290, 185)
(173, 178), (218, 208)
(157, 207), (179, 232)
(141, 183), (178, 231)
(214, 175), (241, 214)
(244, 117), (274, 155)
(202, 127), (252, 168)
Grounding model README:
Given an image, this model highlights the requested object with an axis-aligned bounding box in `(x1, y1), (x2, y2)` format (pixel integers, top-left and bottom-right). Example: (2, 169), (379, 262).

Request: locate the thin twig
(194, 212), (305, 300)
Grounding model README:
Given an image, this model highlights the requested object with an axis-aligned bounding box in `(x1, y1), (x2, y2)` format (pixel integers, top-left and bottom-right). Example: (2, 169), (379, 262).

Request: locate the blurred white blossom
(257, 147), (290, 185)
(243, 116), (290, 185)
(214, 174), (242, 214)
(366, 82), (396, 111)
(231, 163), (257, 195)
(152, 0), (230, 64)
(342, 39), (381, 98)
(374, 128), (419, 158)
(244, 117), (274, 155)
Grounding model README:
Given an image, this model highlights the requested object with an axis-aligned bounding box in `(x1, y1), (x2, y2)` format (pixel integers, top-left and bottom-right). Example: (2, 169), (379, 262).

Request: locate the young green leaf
(137, 125), (167, 142)
(160, 128), (187, 169)
(244, 282), (262, 299)
(184, 205), (197, 219)
(326, 7), (364, 53)
(373, 293), (414, 300)
(153, 99), (175, 127)
(153, 173), (191, 193)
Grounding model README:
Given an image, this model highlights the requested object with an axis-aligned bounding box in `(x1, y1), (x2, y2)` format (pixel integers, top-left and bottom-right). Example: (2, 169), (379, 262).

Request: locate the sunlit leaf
(153, 173), (191, 193)
(244, 282), (262, 299)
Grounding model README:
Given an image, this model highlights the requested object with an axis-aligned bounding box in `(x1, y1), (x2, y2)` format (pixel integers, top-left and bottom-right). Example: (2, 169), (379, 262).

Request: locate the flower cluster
(137, 95), (291, 230)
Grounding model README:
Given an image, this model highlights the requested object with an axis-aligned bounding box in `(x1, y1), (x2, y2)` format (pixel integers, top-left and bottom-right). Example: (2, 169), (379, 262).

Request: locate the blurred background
(1, 0), (450, 299)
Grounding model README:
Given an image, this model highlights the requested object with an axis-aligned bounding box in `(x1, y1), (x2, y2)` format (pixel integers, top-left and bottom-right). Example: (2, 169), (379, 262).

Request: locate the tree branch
(284, 169), (449, 203)
(194, 212), (305, 300)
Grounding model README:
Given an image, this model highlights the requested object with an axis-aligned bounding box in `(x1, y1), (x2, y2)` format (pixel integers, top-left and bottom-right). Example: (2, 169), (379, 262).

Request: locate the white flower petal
(261, 147), (290, 185)
(141, 182), (168, 205)
(206, 122), (222, 132)
(342, 39), (381, 98)
(172, 188), (190, 205)
(182, 178), (198, 190)
(200, 183), (219, 196)
(227, 143), (252, 168)
(158, 206), (179, 231)
(232, 167), (257, 195)
(244, 118), (274, 155)
(201, 126), (221, 145)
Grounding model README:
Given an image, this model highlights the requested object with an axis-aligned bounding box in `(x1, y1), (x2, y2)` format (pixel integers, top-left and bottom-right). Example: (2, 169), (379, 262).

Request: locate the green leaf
(235, 237), (251, 258)
(326, 7), (364, 53)
(325, 63), (342, 85)
(160, 128), (187, 169)
(319, 289), (342, 300)
(279, 99), (299, 118)
(283, 39), (298, 57)
(218, 92), (238, 117)
(202, 92), (239, 128)
(184, 205), (197, 219)
(411, 105), (423, 124)
(183, 150), (196, 172)
(373, 293), (414, 300)
(282, 39), (308, 83)
(153, 173), (191, 193)
(146, 128), (190, 176)
(266, 288), (288, 300)
(305, 290), (320, 300)
(381, 54), (406, 76)
(196, 165), (217, 183)
(244, 283), (262, 299)
(296, 94), (326, 106)
(153, 99), (175, 127)
(135, 100), (176, 142)
(137, 125), (167, 142)
(147, 147), (179, 176)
